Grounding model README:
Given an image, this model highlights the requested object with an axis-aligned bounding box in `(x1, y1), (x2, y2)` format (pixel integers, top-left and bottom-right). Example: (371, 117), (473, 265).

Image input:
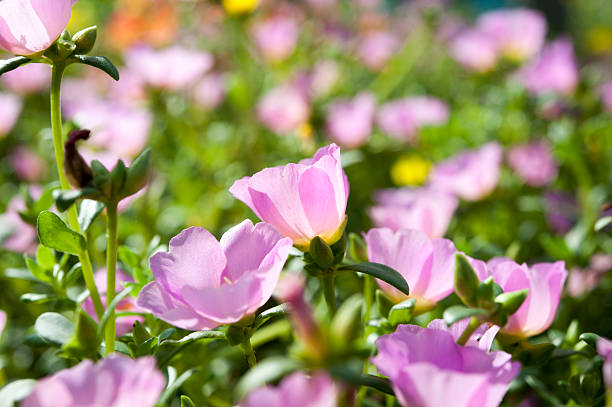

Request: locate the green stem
(321, 274), (337, 316)
(457, 317), (481, 346)
(50, 62), (104, 320)
(363, 275), (374, 323)
(104, 202), (118, 354)
(240, 337), (256, 368)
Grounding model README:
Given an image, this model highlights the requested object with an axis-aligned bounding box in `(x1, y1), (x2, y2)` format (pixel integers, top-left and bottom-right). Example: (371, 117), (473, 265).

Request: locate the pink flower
(326, 92), (376, 149)
(193, 72), (226, 111)
(378, 96), (449, 142)
(241, 371), (338, 407)
(125, 46), (213, 90)
(369, 187), (458, 238)
(230, 144), (349, 249)
(10, 146), (46, 182)
(544, 191), (577, 234)
(364, 228), (458, 310)
(480, 258), (567, 338)
(476, 8), (547, 61)
(0, 0), (77, 56)
(83, 269), (144, 337)
(601, 81), (612, 113)
(429, 142), (503, 201)
(372, 325), (520, 407)
(64, 98), (151, 159)
(1, 63), (50, 93)
(310, 60), (339, 98)
(137, 220), (292, 330)
(257, 85), (310, 134)
(450, 29), (499, 73)
(517, 38), (579, 96)
(22, 354), (165, 407)
(252, 15), (300, 63)
(1, 193), (38, 254)
(507, 141), (558, 187)
(357, 31), (399, 71)
(0, 92), (22, 137)
(426, 319), (500, 352)
(597, 338), (612, 389)
(0, 310), (6, 337)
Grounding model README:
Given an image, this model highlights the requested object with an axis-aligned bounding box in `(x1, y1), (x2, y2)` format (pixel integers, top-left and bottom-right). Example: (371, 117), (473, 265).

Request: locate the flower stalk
(104, 202), (119, 354)
(457, 316), (481, 346)
(50, 61), (104, 319)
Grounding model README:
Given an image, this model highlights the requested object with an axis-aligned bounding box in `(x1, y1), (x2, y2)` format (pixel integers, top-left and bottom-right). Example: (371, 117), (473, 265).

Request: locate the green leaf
(0, 379), (37, 407)
(53, 188), (99, 212)
(24, 256), (51, 283)
(34, 312), (75, 346)
(338, 262), (409, 296)
(578, 332), (601, 349)
(71, 55), (119, 80)
(495, 289), (529, 316)
(595, 216), (612, 231)
(388, 298), (416, 326)
(62, 310), (100, 358)
(329, 366), (394, 396)
(236, 357), (302, 399)
(180, 395), (197, 407)
(20, 293), (60, 304)
(513, 342), (556, 366)
(36, 245), (56, 270)
(78, 199), (104, 231)
(255, 303), (288, 327)
(0, 56), (31, 76)
(36, 211), (86, 255)
(454, 254), (480, 307)
(157, 368), (196, 405)
(443, 305), (489, 326)
(331, 294), (363, 343)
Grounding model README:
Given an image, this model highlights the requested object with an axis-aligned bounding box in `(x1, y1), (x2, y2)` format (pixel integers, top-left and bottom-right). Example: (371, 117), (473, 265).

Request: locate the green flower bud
(132, 320), (150, 345)
(454, 254), (480, 307)
(495, 289), (529, 316)
(72, 26), (97, 54)
(309, 236), (335, 269)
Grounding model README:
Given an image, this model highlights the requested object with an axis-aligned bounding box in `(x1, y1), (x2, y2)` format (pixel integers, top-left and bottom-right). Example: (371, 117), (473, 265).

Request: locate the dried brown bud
(64, 129), (93, 188)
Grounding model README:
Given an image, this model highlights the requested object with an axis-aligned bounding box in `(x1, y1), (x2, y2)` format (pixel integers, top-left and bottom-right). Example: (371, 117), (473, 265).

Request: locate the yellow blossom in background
(586, 26), (612, 54)
(391, 155), (431, 186)
(223, 0), (259, 15)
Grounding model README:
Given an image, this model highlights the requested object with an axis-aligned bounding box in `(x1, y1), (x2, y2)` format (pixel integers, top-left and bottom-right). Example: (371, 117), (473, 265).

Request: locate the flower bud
(331, 294), (363, 345)
(132, 320), (150, 345)
(348, 233), (367, 263)
(495, 289), (529, 316)
(64, 129), (93, 188)
(72, 26), (97, 54)
(454, 254), (480, 307)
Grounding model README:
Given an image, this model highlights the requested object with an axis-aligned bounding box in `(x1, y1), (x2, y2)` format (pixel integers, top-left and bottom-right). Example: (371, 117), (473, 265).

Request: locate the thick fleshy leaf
(338, 262), (409, 296)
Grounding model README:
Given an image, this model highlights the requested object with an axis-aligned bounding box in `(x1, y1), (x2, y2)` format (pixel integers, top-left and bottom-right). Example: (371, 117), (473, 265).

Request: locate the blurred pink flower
(372, 324), (520, 407)
(429, 142), (502, 201)
(65, 98), (152, 159)
(193, 72), (226, 111)
(257, 85), (310, 134)
(10, 146), (46, 182)
(0, 92), (22, 137)
(23, 354), (165, 407)
(252, 15), (300, 63)
(566, 254), (612, 298)
(83, 269), (144, 337)
(364, 227), (458, 309)
(544, 191), (577, 234)
(230, 144), (349, 249)
(480, 258), (567, 338)
(598, 338), (612, 389)
(241, 371), (338, 407)
(125, 45), (213, 90)
(601, 81), (612, 113)
(305, 0), (336, 11)
(477, 8), (547, 61)
(310, 59), (340, 98)
(0, 0), (76, 55)
(507, 141), (558, 187)
(1, 63), (50, 93)
(1, 193), (38, 254)
(517, 38), (579, 96)
(137, 220), (292, 330)
(369, 187), (458, 238)
(378, 96), (449, 142)
(450, 29), (499, 73)
(326, 92), (376, 149)
(358, 31), (399, 71)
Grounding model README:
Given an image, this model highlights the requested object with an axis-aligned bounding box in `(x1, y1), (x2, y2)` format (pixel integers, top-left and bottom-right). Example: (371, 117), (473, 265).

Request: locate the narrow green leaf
(97, 286), (135, 337)
(338, 262), (409, 296)
(0, 56), (31, 76)
(443, 305), (489, 326)
(388, 298), (416, 326)
(329, 365), (394, 395)
(34, 312), (75, 346)
(36, 211), (86, 255)
(236, 357), (302, 399)
(71, 55), (119, 80)
(595, 216), (612, 232)
(255, 303), (289, 326)
(20, 293), (59, 304)
(0, 379), (37, 407)
(331, 294), (364, 343)
(181, 395), (196, 407)
(158, 368), (196, 405)
(78, 199), (104, 231)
